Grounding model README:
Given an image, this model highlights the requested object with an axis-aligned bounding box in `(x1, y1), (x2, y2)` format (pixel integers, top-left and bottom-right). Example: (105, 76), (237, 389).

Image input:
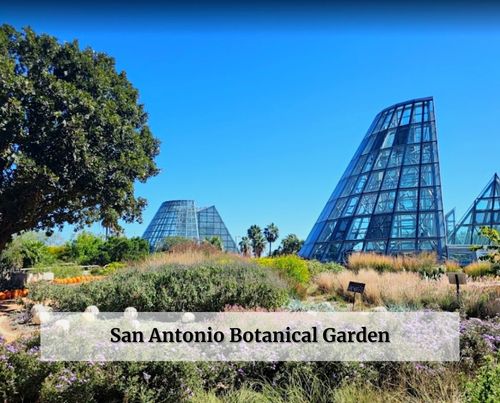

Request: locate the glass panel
(418, 239), (437, 251)
(348, 217), (371, 240)
(356, 194), (377, 215)
(362, 136), (375, 155)
(381, 129), (396, 149)
(333, 218), (352, 241)
(476, 199), (492, 210)
(353, 175), (368, 194)
(352, 155), (367, 175)
(474, 212), (491, 224)
(311, 244), (327, 260)
(389, 240), (416, 252)
(329, 198), (348, 219)
(318, 221), (337, 242)
(343, 197), (359, 216)
(322, 243), (341, 261)
(387, 146), (405, 167)
(391, 214), (417, 238)
(389, 106), (403, 128)
(365, 240), (387, 252)
(341, 177), (357, 196)
(420, 188), (436, 210)
(404, 144), (420, 165)
(366, 214), (392, 239)
(396, 189), (418, 212)
(375, 191), (396, 213)
(400, 105), (412, 125)
(408, 125), (422, 143)
(365, 171), (384, 192)
(419, 213), (437, 237)
(421, 165), (435, 187)
(362, 153), (377, 173)
(374, 149), (390, 169)
(381, 168), (400, 190)
(422, 124), (434, 141)
(400, 167), (420, 188)
(381, 109), (394, 130)
(411, 102), (423, 123)
(421, 143), (433, 163)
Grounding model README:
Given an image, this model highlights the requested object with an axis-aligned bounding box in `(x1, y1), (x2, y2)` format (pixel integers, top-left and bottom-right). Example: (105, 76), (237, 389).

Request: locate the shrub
(465, 354), (500, 403)
(306, 260), (344, 277)
(258, 255), (310, 284)
(464, 261), (493, 278)
(29, 261), (289, 312)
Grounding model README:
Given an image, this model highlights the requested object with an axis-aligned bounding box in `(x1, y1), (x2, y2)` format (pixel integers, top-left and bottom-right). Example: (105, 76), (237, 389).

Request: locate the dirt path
(0, 300), (24, 343)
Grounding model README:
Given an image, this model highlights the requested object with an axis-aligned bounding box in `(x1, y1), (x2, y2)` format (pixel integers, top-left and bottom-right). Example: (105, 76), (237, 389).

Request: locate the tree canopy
(0, 25), (159, 250)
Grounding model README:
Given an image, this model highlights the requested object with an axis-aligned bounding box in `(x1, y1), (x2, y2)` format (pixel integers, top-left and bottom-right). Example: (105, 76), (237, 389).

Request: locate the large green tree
(0, 25), (159, 251)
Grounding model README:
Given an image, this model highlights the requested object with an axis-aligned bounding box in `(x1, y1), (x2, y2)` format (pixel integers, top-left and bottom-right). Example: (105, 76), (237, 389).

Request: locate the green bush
(306, 259), (344, 277)
(67, 233), (149, 266)
(29, 261), (289, 312)
(257, 255), (310, 284)
(465, 354), (500, 403)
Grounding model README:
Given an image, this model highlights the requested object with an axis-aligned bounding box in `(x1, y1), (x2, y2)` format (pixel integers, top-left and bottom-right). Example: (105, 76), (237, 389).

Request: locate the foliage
(238, 236), (252, 256)
(306, 259), (344, 277)
(273, 234), (304, 256)
(29, 260), (289, 312)
(203, 236), (223, 251)
(67, 233), (148, 265)
(158, 236), (195, 253)
(0, 24), (159, 251)
(474, 227), (500, 264)
(0, 232), (52, 271)
(246, 225), (266, 258)
(258, 255), (310, 284)
(464, 261), (495, 278)
(465, 354), (500, 403)
(263, 223), (279, 256)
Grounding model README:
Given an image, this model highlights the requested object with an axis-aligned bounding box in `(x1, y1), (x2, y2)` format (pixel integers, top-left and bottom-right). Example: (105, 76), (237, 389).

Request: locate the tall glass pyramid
(300, 97), (446, 262)
(197, 206), (238, 252)
(448, 173), (500, 245)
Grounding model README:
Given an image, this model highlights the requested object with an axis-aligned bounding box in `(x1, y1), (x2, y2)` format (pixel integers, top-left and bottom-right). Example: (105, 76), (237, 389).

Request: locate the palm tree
(252, 234), (266, 258)
(239, 236), (252, 256)
(264, 223), (279, 256)
(247, 225), (266, 258)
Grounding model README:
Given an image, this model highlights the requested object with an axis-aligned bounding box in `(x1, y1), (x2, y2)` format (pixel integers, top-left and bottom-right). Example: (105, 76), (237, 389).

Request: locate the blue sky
(4, 6), (500, 244)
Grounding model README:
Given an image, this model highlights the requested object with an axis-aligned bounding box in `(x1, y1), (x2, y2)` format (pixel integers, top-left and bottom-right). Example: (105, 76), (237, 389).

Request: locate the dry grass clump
(347, 252), (438, 273)
(314, 269), (450, 306)
(443, 260), (461, 272)
(464, 261), (493, 278)
(313, 268), (500, 314)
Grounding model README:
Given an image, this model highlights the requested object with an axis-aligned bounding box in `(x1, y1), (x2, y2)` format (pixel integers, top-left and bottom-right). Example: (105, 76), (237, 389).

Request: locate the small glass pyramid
(448, 173), (500, 245)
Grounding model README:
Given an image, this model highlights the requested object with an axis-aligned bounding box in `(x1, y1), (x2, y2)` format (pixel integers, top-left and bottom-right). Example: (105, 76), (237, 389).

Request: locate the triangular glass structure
(300, 97), (446, 262)
(197, 206), (238, 252)
(445, 208), (456, 239)
(142, 200), (199, 250)
(448, 173), (500, 245)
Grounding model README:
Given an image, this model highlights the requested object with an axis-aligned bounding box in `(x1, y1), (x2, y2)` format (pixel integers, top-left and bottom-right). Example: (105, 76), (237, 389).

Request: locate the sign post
(447, 272), (467, 303)
(347, 281), (366, 311)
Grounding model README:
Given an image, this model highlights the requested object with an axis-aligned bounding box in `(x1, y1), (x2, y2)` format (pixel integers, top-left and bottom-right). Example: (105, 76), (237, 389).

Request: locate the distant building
(299, 97), (446, 262)
(142, 200), (238, 252)
(447, 174), (500, 264)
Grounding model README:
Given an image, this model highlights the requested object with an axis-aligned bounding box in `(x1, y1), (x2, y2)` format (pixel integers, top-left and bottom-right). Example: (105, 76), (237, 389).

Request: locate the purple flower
(5, 344), (18, 354)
